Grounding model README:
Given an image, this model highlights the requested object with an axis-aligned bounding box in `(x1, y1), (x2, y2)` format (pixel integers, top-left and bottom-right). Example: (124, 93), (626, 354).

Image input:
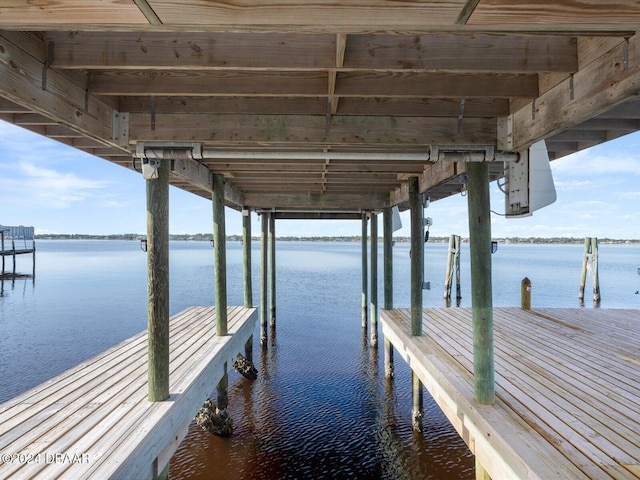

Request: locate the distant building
(0, 225), (35, 239)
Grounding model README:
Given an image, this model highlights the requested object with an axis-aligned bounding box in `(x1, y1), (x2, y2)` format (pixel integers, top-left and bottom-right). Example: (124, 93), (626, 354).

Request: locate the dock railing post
(361, 212), (368, 330)
(466, 162), (495, 405)
(370, 212), (378, 347)
(260, 212), (269, 347)
(579, 237), (589, 305)
(269, 211), (276, 328)
(146, 159), (170, 402)
(521, 277), (532, 310)
(383, 207), (394, 378)
(213, 173), (228, 336)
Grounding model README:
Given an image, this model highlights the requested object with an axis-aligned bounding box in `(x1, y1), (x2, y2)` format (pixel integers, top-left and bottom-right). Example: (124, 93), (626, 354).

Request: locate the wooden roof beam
(242, 192), (389, 211)
(92, 71), (538, 98)
(501, 33), (640, 151)
(118, 96), (510, 117)
(48, 32), (576, 74)
(128, 114), (497, 147)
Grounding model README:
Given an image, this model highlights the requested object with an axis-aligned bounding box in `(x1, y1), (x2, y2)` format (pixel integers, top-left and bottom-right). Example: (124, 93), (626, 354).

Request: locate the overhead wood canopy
(0, 1), (639, 212)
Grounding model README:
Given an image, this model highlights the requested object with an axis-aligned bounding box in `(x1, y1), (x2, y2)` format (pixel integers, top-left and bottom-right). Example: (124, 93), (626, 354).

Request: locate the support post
(242, 208), (253, 308)
(409, 176), (423, 336)
(383, 207), (394, 378)
(260, 212), (269, 347)
(147, 159), (170, 402)
(361, 213), (368, 330)
(269, 211), (276, 327)
(370, 212), (378, 347)
(213, 173), (227, 336)
(242, 208), (255, 370)
(12, 240), (16, 276)
(466, 162), (495, 405)
(411, 369), (423, 431)
(521, 277), (531, 310)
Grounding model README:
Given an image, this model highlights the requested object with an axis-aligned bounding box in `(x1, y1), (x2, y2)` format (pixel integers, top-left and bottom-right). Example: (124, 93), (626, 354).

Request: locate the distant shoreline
(34, 234), (640, 245)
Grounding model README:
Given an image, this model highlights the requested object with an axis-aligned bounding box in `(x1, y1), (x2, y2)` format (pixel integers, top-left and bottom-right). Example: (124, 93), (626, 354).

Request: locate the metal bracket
(134, 142), (203, 160)
(422, 281), (431, 291)
(431, 145), (516, 163)
(112, 110), (130, 148)
(42, 41), (54, 91)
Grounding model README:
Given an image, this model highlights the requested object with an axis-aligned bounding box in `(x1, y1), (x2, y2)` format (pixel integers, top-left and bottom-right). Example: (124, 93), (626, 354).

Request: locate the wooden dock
(381, 307), (640, 480)
(0, 305), (256, 480)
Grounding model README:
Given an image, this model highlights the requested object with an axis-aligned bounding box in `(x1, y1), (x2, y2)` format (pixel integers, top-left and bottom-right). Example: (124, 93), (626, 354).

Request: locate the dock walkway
(381, 307), (640, 480)
(0, 305), (257, 480)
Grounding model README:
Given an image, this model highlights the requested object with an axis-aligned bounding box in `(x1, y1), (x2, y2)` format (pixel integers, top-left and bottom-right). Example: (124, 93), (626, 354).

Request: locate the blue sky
(0, 120), (638, 239)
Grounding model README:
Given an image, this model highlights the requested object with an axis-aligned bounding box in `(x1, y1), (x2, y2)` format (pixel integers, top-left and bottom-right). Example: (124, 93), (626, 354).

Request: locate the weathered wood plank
(0, 306), (257, 480)
(381, 307), (640, 480)
(129, 114), (497, 147)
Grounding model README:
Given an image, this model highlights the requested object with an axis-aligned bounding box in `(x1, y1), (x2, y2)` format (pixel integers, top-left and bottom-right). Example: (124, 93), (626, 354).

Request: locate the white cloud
(3, 161), (109, 208)
(551, 149), (640, 177)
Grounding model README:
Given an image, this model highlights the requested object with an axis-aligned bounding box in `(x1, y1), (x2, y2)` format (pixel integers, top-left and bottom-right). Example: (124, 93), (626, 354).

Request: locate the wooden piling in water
(521, 277), (531, 310)
(146, 159), (170, 402)
(269, 211), (276, 328)
(411, 370), (423, 431)
(242, 208), (253, 309)
(242, 209), (254, 364)
(579, 237), (600, 306)
(213, 173), (228, 336)
(466, 162), (495, 405)
(361, 212), (368, 330)
(370, 212), (378, 347)
(409, 176), (423, 336)
(383, 207), (394, 378)
(444, 234), (462, 306)
(260, 212), (268, 347)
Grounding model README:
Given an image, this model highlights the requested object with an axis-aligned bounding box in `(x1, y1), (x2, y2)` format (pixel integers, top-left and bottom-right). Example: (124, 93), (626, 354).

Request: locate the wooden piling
(242, 209), (253, 308)
(242, 209), (254, 365)
(146, 159), (170, 402)
(260, 212), (269, 347)
(212, 173), (227, 336)
(12, 240), (16, 276)
(409, 176), (423, 336)
(269, 211), (276, 327)
(579, 237), (601, 306)
(591, 237), (600, 306)
(444, 234), (462, 306)
(466, 162), (495, 405)
(361, 213), (368, 330)
(217, 362), (229, 412)
(383, 207), (394, 378)
(370, 212), (378, 347)
(521, 277), (532, 310)
(411, 369), (423, 431)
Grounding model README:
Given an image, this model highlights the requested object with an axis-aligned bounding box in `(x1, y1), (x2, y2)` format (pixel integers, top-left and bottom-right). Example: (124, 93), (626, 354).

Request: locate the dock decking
(381, 307), (640, 480)
(0, 305), (256, 480)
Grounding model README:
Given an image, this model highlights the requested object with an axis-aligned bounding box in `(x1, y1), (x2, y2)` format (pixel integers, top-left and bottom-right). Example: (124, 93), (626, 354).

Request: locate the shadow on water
(170, 315), (474, 480)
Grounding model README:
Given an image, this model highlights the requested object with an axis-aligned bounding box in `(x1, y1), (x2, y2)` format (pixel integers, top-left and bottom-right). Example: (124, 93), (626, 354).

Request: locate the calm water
(1, 240), (639, 479)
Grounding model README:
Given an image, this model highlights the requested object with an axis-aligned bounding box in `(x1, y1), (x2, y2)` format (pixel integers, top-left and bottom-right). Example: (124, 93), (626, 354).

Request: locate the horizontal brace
(199, 150), (432, 161)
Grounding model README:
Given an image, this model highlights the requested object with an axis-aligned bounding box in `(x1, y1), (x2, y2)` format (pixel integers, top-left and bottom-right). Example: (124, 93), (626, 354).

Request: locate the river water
(1, 240), (638, 479)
